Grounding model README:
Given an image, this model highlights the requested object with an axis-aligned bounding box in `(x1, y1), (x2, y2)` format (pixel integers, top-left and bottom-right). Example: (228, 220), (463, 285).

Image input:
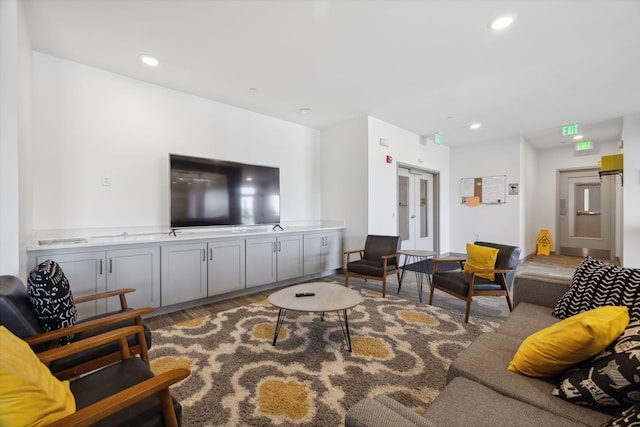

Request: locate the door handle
(577, 210), (601, 216)
(411, 214), (416, 219)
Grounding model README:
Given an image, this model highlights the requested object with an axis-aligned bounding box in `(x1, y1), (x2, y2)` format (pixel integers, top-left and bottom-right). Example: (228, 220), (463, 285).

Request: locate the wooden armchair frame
(344, 249), (400, 298)
(429, 258), (514, 323)
(38, 325), (189, 427)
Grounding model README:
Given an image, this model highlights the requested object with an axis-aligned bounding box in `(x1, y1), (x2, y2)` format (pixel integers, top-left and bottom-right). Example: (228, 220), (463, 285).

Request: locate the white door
(558, 168), (615, 259)
(398, 167), (437, 252)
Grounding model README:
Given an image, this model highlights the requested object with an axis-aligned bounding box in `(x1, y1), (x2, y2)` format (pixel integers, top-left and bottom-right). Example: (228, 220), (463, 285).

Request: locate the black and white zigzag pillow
(553, 257), (640, 322)
(27, 259), (78, 338)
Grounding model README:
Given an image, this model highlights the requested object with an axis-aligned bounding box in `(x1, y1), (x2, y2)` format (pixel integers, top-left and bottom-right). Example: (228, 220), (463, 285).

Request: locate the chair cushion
(347, 259), (389, 277)
(508, 306), (629, 377)
(553, 257), (640, 322)
(464, 243), (499, 280)
(27, 260), (78, 338)
(553, 319), (640, 408)
(71, 357), (182, 427)
(0, 326), (75, 426)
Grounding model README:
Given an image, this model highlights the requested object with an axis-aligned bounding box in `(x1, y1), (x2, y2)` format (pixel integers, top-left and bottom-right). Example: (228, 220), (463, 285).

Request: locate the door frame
(397, 164), (440, 256)
(556, 167), (616, 260)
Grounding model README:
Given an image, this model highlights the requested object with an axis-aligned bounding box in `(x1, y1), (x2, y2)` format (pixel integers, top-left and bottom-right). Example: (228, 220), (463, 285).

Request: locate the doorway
(397, 167), (439, 253)
(557, 168), (616, 260)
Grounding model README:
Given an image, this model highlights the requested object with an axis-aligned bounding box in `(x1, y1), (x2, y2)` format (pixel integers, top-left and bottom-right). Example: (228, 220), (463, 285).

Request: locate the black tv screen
(170, 154), (280, 228)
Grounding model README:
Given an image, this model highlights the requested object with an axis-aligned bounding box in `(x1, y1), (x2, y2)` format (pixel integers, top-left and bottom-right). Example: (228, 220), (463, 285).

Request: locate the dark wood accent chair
(429, 241), (521, 322)
(37, 325), (189, 427)
(0, 274), (153, 380)
(344, 235), (401, 297)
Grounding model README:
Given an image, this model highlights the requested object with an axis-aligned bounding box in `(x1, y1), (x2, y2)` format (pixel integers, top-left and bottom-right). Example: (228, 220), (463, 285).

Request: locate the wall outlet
(474, 233), (480, 241)
(102, 175), (111, 186)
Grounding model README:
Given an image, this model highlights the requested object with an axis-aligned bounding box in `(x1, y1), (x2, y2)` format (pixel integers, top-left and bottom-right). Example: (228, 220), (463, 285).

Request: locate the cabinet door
(106, 246), (161, 311)
(303, 233), (324, 275)
(277, 234), (303, 281)
(35, 252), (107, 319)
(161, 243), (207, 306)
(323, 231), (343, 271)
(208, 239), (245, 296)
(245, 237), (277, 288)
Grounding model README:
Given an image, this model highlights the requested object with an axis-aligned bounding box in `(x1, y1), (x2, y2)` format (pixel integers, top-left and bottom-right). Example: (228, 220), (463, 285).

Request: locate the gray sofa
(345, 274), (619, 427)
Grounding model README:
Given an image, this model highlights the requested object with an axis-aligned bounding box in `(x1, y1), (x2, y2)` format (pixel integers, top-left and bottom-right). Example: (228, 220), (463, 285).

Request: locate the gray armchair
(429, 241), (521, 322)
(344, 235), (401, 297)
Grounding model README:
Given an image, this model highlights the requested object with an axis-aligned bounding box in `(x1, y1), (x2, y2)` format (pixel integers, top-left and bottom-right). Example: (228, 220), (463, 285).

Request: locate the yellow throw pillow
(464, 243), (499, 281)
(0, 326), (75, 426)
(508, 306), (629, 377)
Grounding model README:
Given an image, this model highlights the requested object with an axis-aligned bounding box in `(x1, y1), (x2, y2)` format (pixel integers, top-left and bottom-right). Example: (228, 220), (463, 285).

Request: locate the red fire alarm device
(386, 155), (393, 163)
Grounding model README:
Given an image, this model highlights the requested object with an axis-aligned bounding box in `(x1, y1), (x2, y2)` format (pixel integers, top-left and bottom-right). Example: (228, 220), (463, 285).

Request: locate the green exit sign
(434, 132), (442, 144)
(575, 140), (593, 151)
(562, 124), (580, 136)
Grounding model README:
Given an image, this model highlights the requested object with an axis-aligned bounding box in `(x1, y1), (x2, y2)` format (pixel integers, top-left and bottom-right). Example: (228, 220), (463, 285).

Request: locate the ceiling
(21, 0), (640, 149)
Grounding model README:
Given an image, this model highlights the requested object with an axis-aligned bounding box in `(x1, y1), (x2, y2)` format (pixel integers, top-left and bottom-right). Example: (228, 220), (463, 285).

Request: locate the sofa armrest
(512, 274), (571, 309)
(345, 395), (437, 427)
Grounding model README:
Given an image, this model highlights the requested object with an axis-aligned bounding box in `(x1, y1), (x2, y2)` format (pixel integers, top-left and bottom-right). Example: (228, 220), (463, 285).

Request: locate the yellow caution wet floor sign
(536, 229), (552, 256)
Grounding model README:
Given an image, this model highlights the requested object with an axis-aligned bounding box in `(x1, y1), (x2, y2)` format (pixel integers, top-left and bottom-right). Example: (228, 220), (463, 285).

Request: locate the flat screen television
(170, 154), (280, 228)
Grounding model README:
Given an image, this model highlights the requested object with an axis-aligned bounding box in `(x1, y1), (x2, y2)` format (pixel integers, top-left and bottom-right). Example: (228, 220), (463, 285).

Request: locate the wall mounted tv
(170, 154), (280, 228)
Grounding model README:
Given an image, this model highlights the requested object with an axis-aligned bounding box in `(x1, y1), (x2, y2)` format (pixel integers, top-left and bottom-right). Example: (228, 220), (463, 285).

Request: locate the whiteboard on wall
(460, 175), (506, 204)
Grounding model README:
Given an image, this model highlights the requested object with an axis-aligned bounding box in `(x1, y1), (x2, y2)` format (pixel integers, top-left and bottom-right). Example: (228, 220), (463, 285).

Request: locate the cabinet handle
(99, 259), (103, 275)
(278, 241), (282, 252)
(109, 258), (113, 274)
(202, 249), (206, 262)
(209, 247), (213, 261)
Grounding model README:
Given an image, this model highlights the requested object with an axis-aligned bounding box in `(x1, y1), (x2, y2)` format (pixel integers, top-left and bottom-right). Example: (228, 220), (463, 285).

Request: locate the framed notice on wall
(460, 175), (507, 204)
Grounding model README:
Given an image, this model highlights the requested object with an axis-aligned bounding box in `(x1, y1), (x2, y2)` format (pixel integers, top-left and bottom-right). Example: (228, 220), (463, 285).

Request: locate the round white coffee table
(268, 282), (363, 351)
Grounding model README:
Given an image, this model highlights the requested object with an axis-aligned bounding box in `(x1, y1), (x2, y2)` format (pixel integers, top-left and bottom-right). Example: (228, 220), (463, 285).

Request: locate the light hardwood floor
(145, 254), (587, 330)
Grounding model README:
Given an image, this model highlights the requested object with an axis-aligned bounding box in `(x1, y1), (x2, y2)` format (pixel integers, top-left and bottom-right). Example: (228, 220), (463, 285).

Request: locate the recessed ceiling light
(470, 122), (482, 130)
(489, 14), (515, 31)
(573, 135), (584, 140)
(140, 54), (159, 67)
(298, 108), (312, 115)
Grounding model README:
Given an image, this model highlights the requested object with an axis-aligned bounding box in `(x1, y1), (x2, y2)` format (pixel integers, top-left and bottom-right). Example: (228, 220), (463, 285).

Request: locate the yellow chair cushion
(0, 326), (75, 426)
(464, 243), (499, 281)
(508, 306), (629, 377)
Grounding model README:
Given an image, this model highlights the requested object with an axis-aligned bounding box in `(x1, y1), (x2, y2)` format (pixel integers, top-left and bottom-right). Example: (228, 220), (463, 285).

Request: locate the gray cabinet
(303, 230), (343, 275)
(31, 246), (160, 319)
(161, 238), (246, 305)
(207, 238), (245, 296)
(245, 234), (303, 288)
(161, 243), (208, 306)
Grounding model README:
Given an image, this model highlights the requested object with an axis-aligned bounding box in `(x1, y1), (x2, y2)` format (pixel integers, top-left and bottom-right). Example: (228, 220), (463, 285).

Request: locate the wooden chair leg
(429, 285), (435, 305)
(382, 277), (386, 298)
(345, 273), (349, 288)
(464, 298), (472, 323)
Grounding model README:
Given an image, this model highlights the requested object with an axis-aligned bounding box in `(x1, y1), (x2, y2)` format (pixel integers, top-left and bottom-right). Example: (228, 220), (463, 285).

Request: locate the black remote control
(295, 292), (315, 297)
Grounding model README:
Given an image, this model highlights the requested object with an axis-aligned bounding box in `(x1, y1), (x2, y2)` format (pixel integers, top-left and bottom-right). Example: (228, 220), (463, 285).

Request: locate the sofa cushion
(447, 332), (614, 426)
(464, 243), (499, 281)
(553, 257), (640, 322)
(0, 326), (75, 426)
(498, 302), (561, 340)
(27, 260), (78, 338)
(508, 306), (629, 377)
(553, 319), (640, 408)
(423, 377), (586, 427)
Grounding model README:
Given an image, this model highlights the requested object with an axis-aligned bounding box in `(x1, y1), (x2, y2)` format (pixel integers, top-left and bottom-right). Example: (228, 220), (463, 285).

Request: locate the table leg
(336, 309), (353, 352)
(398, 255), (411, 294)
(272, 308), (287, 346)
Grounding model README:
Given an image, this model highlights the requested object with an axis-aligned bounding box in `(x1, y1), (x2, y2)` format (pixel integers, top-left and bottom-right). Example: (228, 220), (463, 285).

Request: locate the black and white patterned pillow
(28, 260), (78, 338)
(601, 403), (640, 427)
(553, 320), (640, 407)
(553, 257), (640, 322)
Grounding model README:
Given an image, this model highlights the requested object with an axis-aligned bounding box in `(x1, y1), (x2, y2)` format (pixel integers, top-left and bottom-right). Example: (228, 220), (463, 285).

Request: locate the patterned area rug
(149, 286), (497, 426)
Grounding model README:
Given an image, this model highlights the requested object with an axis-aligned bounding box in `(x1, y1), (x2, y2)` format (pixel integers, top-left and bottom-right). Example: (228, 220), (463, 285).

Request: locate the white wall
(30, 53), (321, 234)
(533, 140), (620, 253)
(449, 136), (521, 253)
(367, 117), (451, 252)
(320, 116), (369, 253)
(521, 137), (538, 256)
(622, 113), (640, 267)
(0, 0), (20, 276)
